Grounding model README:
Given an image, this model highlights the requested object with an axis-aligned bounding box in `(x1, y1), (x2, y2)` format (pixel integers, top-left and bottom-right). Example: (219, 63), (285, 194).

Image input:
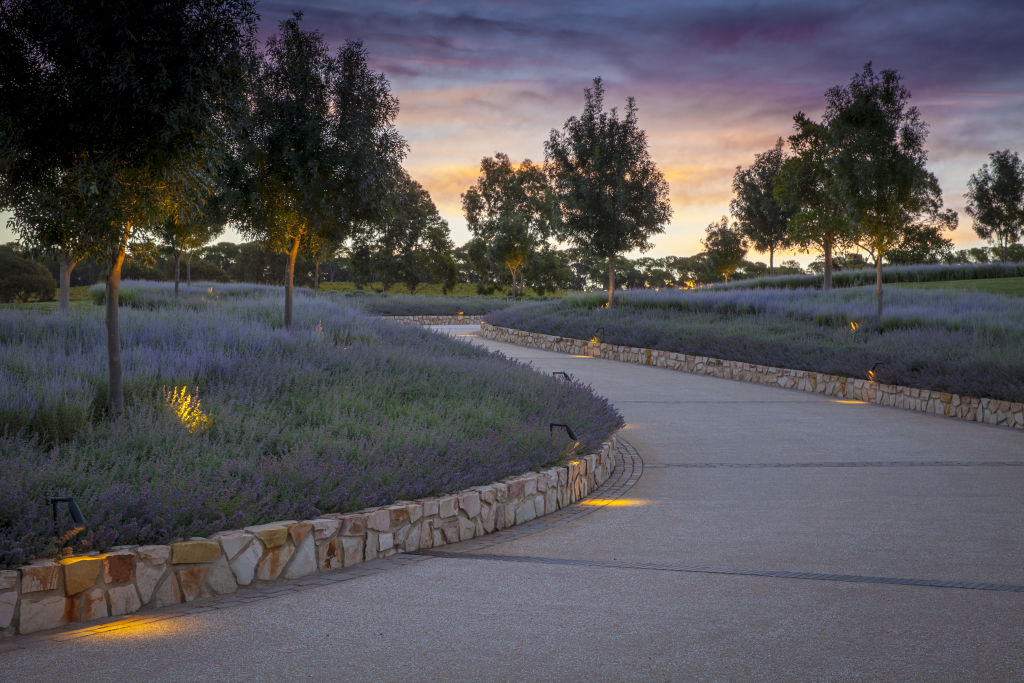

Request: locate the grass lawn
(894, 276), (1024, 297)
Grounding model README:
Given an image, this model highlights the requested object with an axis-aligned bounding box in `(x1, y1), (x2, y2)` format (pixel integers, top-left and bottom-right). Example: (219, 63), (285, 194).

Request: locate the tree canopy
(965, 149), (1024, 262)
(545, 78), (671, 306)
(730, 138), (793, 275)
(702, 217), (748, 283)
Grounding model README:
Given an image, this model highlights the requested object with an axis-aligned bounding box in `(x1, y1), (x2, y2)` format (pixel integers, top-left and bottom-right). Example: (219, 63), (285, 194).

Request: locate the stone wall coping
(1, 436), (617, 636)
(479, 321), (1024, 430)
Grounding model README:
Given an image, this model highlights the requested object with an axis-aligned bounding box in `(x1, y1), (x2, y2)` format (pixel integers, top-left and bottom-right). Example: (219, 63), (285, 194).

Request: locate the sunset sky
(5, 0), (1023, 263)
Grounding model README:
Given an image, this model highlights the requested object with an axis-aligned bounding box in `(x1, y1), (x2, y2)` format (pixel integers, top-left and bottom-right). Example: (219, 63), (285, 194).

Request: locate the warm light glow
(848, 321), (859, 332)
(867, 370), (877, 382)
(162, 386), (210, 433)
(78, 615), (205, 641)
(831, 400), (867, 404)
(579, 498), (650, 507)
(590, 337), (600, 344)
(569, 355), (592, 358)
(458, 311), (464, 316)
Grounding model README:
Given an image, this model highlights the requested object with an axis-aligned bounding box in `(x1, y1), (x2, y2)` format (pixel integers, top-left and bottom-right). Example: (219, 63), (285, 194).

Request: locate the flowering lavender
(0, 282), (621, 568)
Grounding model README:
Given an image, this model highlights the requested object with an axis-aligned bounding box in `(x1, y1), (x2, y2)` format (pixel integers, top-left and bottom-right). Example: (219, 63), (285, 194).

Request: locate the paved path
(3, 325), (1023, 680)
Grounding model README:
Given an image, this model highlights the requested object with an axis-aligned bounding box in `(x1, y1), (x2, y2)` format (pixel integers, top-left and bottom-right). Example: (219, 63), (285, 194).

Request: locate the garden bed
(0, 282), (621, 569)
(484, 286), (1024, 403)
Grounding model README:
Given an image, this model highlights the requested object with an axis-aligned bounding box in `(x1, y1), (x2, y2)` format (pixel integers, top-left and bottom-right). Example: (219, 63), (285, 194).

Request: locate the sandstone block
(153, 575), (183, 607)
(256, 543), (294, 582)
(481, 503), (496, 533)
(284, 534), (318, 580)
(135, 560), (167, 605)
(422, 498), (439, 517)
(339, 513), (366, 536)
(476, 487), (496, 505)
(107, 584), (142, 616)
(458, 491), (481, 519)
(229, 539), (263, 586)
(137, 545), (171, 564)
(312, 518), (341, 544)
(378, 532), (394, 553)
(205, 555), (237, 595)
(176, 566), (207, 602)
(288, 522), (313, 546)
(507, 480), (525, 500)
(61, 557), (101, 596)
(367, 508), (391, 532)
(403, 524), (421, 552)
(18, 595), (72, 634)
(504, 501), (516, 528)
(243, 523), (290, 549)
(213, 531), (251, 561)
(0, 570), (18, 591)
(458, 516), (475, 541)
(0, 591), (16, 629)
(171, 539), (221, 564)
(407, 503), (423, 524)
(524, 477), (538, 497)
(546, 489), (557, 513)
(77, 588), (108, 622)
(103, 551), (135, 585)
(340, 536), (364, 567)
(439, 496), (458, 518)
(515, 499), (537, 525)
(21, 562), (60, 593)
(492, 482), (508, 503)
(534, 494), (545, 517)
(442, 518), (460, 544)
(318, 538), (342, 571)
(388, 505), (410, 527)
(364, 532), (379, 561)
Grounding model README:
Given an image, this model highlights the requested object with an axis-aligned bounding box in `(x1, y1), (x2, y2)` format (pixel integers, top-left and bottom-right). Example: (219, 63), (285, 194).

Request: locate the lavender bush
(0, 282), (621, 568)
(340, 292), (548, 316)
(486, 286), (1024, 403)
(720, 261), (1024, 290)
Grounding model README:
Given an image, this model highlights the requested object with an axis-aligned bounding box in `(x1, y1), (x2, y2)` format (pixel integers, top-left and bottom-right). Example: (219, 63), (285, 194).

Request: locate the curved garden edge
(384, 314), (483, 325)
(0, 436), (617, 636)
(479, 322), (1024, 431)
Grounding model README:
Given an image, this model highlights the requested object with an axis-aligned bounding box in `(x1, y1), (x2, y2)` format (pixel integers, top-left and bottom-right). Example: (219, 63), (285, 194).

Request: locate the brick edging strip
(479, 321), (1024, 430)
(1, 437), (617, 636)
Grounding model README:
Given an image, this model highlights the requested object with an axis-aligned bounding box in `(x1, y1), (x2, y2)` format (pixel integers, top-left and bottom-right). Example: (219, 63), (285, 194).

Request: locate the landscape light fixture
(552, 371), (573, 382)
(549, 423), (578, 441)
(867, 361), (887, 382)
(49, 496), (87, 552)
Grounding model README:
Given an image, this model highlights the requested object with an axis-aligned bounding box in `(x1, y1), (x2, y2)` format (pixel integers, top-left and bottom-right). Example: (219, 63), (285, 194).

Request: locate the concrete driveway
(2, 325), (1022, 680)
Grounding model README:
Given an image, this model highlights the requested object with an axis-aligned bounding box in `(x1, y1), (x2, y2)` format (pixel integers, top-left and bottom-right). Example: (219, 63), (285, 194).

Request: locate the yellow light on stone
(590, 337), (600, 344)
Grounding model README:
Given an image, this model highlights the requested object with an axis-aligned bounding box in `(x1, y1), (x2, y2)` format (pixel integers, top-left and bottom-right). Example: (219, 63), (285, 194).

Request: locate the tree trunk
(607, 253), (615, 307)
(769, 246), (775, 277)
(105, 229), (129, 417)
(285, 236), (300, 329)
(58, 252), (76, 313)
(823, 237), (833, 291)
(186, 253), (193, 285)
(875, 253), (883, 318)
(313, 258), (320, 293)
(174, 252), (181, 298)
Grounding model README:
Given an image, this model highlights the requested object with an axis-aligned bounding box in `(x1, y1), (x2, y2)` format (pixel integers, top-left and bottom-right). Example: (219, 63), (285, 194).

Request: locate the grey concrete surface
(3, 324), (1022, 681)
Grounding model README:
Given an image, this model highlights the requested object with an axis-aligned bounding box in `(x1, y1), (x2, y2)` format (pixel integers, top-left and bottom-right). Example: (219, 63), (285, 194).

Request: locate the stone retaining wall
(480, 322), (1024, 430)
(384, 315), (483, 325)
(1, 438), (615, 636)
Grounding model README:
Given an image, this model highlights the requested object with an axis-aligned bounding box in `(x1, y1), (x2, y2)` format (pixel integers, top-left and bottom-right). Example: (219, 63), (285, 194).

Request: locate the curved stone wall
(1, 438), (616, 636)
(480, 322), (1024, 430)
(384, 315), (483, 325)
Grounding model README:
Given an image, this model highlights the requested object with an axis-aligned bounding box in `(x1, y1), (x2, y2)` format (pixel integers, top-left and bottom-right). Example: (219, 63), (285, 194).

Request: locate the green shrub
(0, 247), (56, 303)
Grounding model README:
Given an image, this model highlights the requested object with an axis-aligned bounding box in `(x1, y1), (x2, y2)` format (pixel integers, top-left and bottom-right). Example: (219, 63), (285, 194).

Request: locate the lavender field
(0, 282), (621, 568)
(486, 286), (1024, 403)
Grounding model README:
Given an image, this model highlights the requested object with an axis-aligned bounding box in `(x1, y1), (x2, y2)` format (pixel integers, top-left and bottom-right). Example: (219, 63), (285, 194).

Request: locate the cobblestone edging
(480, 322), (1024, 430)
(0, 438), (616, 636)
(384, 314), (483, 325)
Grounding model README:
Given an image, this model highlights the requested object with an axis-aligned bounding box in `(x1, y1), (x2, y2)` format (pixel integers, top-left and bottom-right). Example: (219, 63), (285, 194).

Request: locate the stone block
(403, 524), (421, 552)
(367, 508), (391, 532)
(137, 545), (171, 564)
(171, 539), (221, 564)
(534, 494), (545, 516)
(312, 519), (340, 544)
(388, 505), (410, 527)
(103, 551), (135, 585)
(524, 477), (538, 497)
(0, 570), (18, 591)
(458, 491), (481, 519)
(213, 530), (251, 561)
(61, 557), (101, 596)
(507, 480), (525, 500)
(176, 566), (207, 602)
(422, 498), (439, 517)
(243, 523), (290, 549)
(18, 595), (73, 634)
(442, 518), (460, 544)
(481, 503), (496, 533)
(318, 538), (342, 571)
(229, 539), (263, 586)
(288, 522), (313, 546)
(135, 560), (167, 605)
(256, 543), (294, 582)
(340, 536), (364, 567)
(378, 532), (394, 553)
(407, 503), (423, 524)
(0, 591), (16, 629)
(439, 496), (458, 518)
(458, 515), (475, 541)
(284, 534), (317, 580)
(492, 482), (508, 503)
(338, 513), (366, 536)
(515, 499), (537, 525)
(153, 574), (183, 607)
(108, 584), (142, 616)
(546, 489), (557, 513)
(205, 555), (238, 595)
(21, 562), (61, 593)
(504, 501), (516, 528)
(77, 588), (108, 622)
(476, 487), (496, 505)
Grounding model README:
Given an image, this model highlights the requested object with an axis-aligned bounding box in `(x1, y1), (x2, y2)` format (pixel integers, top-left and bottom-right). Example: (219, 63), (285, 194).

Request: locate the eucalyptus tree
(0, 0), (257, 415)
(731, 138), (793, 276)
(825, 63), (955, 316)
(462, 153), (554, 299)
(545, 78), (671, 307)
(965, 150), (1024, 262)
(702, 217), (748, 283)
(236, 14), (404, 327)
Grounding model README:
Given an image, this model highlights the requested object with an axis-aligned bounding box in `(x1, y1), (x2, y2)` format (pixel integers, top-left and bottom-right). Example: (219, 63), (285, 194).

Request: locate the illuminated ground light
(579, 498), (650, 507)
(569, 355), (592, 359)
(162, 386), (211, 433)
(831, 400), (868, 404)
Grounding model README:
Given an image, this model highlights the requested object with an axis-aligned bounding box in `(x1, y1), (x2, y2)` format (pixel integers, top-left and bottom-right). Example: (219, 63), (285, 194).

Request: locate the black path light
(552, 371), (573, 382)
(550, 423), (581, 456)
(867, 361), (888, 382)
(50, 496), (87, 555)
